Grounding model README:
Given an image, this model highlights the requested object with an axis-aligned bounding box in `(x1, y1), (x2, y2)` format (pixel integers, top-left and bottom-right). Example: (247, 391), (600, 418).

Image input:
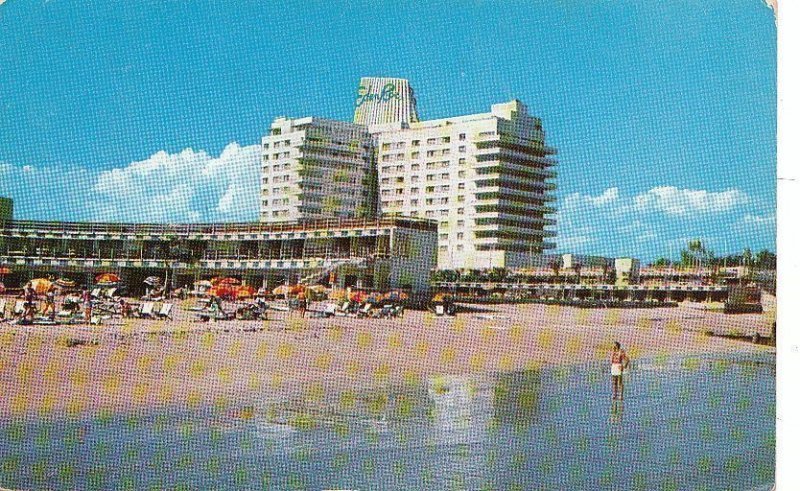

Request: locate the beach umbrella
(272, 285), (290, 296)
(95, 273), (120, 284)
(328, 289), (348, 301)
(0, 267), (11, 275)
(219, 278), (240, 286)
(236, 285), (256, 299)
(144, 276), (162, 286)
(30, 278), (53, 294)
(349, 291), (367, 303)
(55, 278), (76, 288)
(432, 293), (445, 303)
(289, 284), (306, 295)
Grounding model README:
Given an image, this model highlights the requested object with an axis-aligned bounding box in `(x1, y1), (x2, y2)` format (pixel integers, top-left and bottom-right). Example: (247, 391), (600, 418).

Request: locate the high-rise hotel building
(260, 78), (557, 270)
(260, 117), (378, 222)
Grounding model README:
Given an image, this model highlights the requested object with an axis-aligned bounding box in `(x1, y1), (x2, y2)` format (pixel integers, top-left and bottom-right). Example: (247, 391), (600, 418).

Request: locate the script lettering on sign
(355, 83), (402, 107)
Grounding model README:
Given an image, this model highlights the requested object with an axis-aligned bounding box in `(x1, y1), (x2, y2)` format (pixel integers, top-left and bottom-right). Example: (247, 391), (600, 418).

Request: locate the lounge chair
(90, 288), (101, 299)
(139, 302), (155, 319)
(323, 303), (337, 318)
(0, 299), (6, 319)
(435, 305), (445, 316)
(106, 288), (117, 299)
(13, 300), (25, 316)
(357, 303), (373, 318)
(157, 303), (173, 320)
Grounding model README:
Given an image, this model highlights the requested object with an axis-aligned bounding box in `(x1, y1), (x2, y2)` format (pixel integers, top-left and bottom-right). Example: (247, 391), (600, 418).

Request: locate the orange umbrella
(289, 284), (305, 295)
(236, 285), (256, 299)
(95, 273), (120, 284)
(30, 278), (53, 294)
(213, 277), (241, 286)
(272, 285), (290, 296)
(0, 267), (11, 275)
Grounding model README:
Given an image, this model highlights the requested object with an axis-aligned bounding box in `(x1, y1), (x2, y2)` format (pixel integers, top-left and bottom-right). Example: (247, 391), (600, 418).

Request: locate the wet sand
(0, 296), (775, 417)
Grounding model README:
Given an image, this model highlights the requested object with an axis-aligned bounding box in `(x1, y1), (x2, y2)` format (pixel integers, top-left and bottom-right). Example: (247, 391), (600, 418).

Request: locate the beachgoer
(611, 341), (630, 400)
(81, 289), (92, 323)
(23, 283), (37, 321)
(43, 286), (56, 320)
(119, 298), (132, 318)
(297, 290), (307, 318)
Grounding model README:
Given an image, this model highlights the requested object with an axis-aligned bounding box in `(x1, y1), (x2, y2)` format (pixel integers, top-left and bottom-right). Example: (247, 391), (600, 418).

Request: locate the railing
(0, 216), (439, 236)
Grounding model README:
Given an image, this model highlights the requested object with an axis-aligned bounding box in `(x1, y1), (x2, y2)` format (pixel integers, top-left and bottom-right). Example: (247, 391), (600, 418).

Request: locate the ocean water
(0, 351), (775, 490)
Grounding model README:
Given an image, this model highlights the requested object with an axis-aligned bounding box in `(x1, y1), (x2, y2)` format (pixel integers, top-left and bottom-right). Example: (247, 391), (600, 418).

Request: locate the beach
(0, 296), (775, 418)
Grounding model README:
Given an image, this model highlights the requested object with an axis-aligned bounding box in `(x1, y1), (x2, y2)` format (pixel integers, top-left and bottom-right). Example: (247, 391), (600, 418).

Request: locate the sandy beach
(0, 296), (776, 418)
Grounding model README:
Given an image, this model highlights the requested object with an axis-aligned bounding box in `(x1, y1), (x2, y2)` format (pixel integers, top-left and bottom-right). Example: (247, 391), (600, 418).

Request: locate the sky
(0, 0), (776, 261)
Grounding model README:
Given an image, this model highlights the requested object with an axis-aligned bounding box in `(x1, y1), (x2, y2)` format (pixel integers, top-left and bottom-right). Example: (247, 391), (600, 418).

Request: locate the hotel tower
(260, 78), (557, 270)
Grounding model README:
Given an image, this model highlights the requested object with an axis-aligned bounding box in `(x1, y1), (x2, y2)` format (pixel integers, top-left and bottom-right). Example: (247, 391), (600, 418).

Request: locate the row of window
(380, 158), (469, 174)
(380, 134), (467, 152)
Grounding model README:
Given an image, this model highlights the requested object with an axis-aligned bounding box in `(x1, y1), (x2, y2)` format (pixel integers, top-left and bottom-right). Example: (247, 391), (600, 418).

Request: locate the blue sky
(0, 0), (776, 261)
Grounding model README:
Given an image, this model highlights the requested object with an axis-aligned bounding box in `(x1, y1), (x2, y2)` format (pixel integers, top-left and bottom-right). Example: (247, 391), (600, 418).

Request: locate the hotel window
(381, 189), (391, 196)
(439, 210), (448, 216)
(457, 208), (465, 214)
(458, 182), (465, 190)
(411, 211), (419, 217)
(284, 140), (291, 146)
(441, 198), (449, 204)
(427, 174), (435, 181)
(426, 198), (434, 205)
(396, 176), (405, 183)
(283, 152), (290, 158)
(412, 140), (420, 146)
(411, 176), (419, 183)
(457, 220), (465, 227)
(457, 244), (464, 251)
(381, 166), (391, 172)
(459, 146), (466, 153)
(382, 143), (391, 151)
(381, 178), (390, 184)
(427, 138), (436, 145)
(411, 187), (419, 194)
(439, 245), (448, 252)
(425, 211), (435, 217)
(440, 234), (449, 240)
(396, 165), (404, 172)
(272, 165), (280, 171)
(441, 174), (450, 180)
(263, 143), (269, 149)
(442, 136), (451, 143)
(457, 195), (465, 203)
(263, 155), (269, 162)
(273, 141), (281, 148)
(457, 233), (464, 240)
(411, 163), (420, 170)
(382, 155), (391, 162)
(397, 142), (406, 149)
(441, 221), (450, 228)
(458, 158), (466, 165)
(442, 185), (450, 192)
(381, 201), (390, 208)
(442, 149), (450, 155)
(426, 186), (434, 193)
(411, 152), (420, 159)
(411, 199), (418, 206)
(395, 189), (403, 195)
(459, 133), (466, 141)
(426, 150), (435, 157)
(273, 154), (280, 160)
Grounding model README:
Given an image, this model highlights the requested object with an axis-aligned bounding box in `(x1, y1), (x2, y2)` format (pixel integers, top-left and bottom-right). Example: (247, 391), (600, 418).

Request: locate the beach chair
(139, 302), (155, 319)
(323, 303), (337, 318)
(106, 288), (117, 299)
(334, 301), (350, 317)
(157, 303), (173, 320)
(357, 303), (373, 318)
(90, 288), (101, 299)
(435, 305), (445, 316)
(13, 300), (25, 316)
(0, 299), (6, 319)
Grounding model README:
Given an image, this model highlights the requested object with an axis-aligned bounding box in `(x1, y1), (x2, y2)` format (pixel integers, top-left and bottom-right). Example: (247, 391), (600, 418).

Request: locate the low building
(0, 217), (438, 295)
(614, 257), (640, 286)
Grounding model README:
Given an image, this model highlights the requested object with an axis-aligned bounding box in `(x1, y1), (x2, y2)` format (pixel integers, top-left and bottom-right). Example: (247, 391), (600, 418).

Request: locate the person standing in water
(611, 341), (630, 400)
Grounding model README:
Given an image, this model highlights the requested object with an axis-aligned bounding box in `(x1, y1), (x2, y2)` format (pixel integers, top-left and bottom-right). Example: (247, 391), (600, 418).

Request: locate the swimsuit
(611, 351), (625, 376)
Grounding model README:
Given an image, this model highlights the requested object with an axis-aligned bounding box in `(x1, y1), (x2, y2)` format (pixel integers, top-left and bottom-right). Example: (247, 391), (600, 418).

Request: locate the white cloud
(741, 213), (776, 226)
(90, 142), (260, 222)
(632, 186), (749, 217)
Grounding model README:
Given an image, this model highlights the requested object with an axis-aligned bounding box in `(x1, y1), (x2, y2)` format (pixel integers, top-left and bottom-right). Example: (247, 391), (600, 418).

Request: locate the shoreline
(0, 299), (776, 419)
